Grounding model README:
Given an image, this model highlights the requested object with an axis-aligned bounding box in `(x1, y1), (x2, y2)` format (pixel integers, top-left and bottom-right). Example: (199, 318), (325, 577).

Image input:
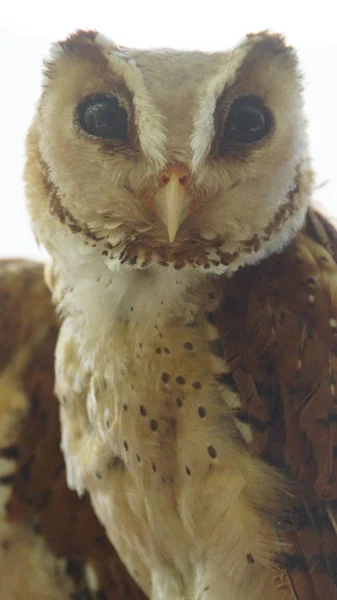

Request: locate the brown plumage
(0, 260), (146, 599)
(214, 209), (337, 599)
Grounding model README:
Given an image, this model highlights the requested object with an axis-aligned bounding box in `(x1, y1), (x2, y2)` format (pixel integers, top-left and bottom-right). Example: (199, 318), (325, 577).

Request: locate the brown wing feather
(214, 208), (337, 599)
(0, 260), (146, 600)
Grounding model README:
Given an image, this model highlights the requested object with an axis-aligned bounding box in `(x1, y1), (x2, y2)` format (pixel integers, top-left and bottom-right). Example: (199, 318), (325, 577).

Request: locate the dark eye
(77, 94), (129, 141)
(219, 95), (272, 150)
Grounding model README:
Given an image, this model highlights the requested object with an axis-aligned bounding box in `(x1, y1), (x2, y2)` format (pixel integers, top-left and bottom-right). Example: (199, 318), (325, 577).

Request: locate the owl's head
(25, 30), (312, 278)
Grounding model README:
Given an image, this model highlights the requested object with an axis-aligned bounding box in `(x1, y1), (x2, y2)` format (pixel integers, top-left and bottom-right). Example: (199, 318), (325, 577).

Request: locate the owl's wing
(0, 260), (146, 600)
(214, 207), (337, 600)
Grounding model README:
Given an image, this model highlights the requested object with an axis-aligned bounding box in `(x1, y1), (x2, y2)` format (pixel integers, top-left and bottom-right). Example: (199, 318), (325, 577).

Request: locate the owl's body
(55, 263), (287, 600)
(24, 29), (337, 599)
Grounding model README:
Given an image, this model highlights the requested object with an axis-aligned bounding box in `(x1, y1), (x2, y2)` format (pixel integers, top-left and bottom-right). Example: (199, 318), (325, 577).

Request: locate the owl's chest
(84, 311), (235, 479)
(56, 304), (286, 600)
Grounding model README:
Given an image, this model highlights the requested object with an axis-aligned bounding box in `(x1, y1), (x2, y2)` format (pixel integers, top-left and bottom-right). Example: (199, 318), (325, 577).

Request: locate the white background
(1, 0), (336, 260)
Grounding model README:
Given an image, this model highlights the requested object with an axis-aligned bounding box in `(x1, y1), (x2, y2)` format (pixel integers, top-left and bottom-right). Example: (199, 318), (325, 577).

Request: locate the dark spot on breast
(130, 305), (134, 312)
(164, 347), (170, 354)
(102, 250), (108, 256)
(208, 292), (215, 300)
(161, 372), (170, 383)
(150, 419), (158, 431)
(176, 376), (185, 385)
(123, 403), (128, 411)
(156, 347), (162, 354)
(95, 471), (103, 480)
(247, 553), (255, 564)
(176, 397), (183, 407)
(124, 440), (129, 451)
(186, 466), (191, 476)
(192, 381), (202, 390)
(1, 540), (10, 550)
(184, 342), (193, 350)
(198, 406), (206, 418)
(207, 445), (217, 459)
(140, 405), (147, 416)
(159, 261), (169, 267)
(152, 462), (157, 472)
(111, 456), (125, 470)
(136, 453), (141, 462)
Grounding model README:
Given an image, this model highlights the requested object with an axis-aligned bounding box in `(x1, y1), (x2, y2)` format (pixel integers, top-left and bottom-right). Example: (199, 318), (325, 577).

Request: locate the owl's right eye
(77, 94), (129, 141)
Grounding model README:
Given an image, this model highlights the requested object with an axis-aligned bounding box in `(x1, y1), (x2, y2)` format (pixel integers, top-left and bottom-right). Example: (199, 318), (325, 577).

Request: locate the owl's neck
(53, 258), (208, 342)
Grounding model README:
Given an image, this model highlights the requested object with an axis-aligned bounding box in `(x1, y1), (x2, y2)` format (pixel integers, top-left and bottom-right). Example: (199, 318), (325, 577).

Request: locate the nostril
(160, 174), (170, 186)
(179, 175), (188, 187)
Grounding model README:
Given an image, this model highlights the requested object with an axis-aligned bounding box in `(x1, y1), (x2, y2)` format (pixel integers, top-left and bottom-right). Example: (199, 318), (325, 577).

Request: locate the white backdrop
(1, 0), (336, 260)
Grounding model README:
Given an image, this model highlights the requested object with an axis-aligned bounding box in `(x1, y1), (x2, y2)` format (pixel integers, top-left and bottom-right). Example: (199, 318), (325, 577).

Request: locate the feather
(214, 207), (337, 599)
(0, 260), (146, 600)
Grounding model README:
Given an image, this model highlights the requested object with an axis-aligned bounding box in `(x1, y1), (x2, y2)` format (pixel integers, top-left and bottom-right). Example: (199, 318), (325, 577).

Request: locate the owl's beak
(155, 165), (192, 243)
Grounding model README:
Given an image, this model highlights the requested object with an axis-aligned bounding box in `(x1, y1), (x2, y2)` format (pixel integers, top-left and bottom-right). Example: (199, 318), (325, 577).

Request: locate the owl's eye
(77, 94), (129, 141)
(219, 96), (272, 150)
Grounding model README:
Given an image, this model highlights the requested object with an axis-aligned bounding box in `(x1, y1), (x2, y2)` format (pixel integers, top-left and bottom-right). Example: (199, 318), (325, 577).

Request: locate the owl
(24, 29), (337, 600)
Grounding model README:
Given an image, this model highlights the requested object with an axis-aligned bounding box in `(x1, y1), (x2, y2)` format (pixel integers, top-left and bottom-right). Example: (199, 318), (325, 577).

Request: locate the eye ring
(76, 93), (129, 142)
(218, 95), (273, 154)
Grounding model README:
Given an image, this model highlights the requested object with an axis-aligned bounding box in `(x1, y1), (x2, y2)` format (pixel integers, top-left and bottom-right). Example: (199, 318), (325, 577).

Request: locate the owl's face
(26, 30), (312, 277)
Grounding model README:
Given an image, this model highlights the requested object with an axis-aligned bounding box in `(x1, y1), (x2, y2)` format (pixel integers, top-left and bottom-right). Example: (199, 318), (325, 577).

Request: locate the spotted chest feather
(57, 272), (298, 600)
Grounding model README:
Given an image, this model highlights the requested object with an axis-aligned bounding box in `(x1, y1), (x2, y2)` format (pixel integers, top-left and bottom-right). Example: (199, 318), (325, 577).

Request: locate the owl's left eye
(77, 94), (129, 141)
(219, 95), (272, 151)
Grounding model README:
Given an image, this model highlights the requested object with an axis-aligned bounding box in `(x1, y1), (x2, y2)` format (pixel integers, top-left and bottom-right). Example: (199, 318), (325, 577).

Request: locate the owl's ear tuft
(230, 30), (301, 95)
(58, 29), (99, 52)
(246, 31), (295, 57)
(243, 31), (299, 76)
(43, 30), (113, 83)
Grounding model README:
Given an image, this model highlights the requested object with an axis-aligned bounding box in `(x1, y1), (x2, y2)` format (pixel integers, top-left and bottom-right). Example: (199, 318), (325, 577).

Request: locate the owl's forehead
(114, 48), (232, 158)
(124, 48), (228, 96)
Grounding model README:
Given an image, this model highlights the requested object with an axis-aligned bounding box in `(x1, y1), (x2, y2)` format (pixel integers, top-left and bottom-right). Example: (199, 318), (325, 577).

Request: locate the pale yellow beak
(155, 167), (192, 243)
